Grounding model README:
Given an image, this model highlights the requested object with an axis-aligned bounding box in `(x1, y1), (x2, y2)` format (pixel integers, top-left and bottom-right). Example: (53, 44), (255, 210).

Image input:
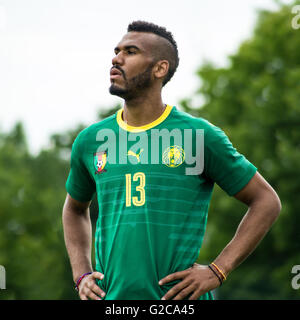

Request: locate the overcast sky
(0, 0), (293, 153)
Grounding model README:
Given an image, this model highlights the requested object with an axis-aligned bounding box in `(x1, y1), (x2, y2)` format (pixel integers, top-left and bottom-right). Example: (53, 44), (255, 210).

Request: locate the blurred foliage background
(0, 2), (299, 299)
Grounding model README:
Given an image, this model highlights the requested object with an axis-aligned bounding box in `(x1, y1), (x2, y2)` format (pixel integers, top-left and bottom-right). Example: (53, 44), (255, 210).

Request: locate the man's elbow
(266, 188), (281, 222)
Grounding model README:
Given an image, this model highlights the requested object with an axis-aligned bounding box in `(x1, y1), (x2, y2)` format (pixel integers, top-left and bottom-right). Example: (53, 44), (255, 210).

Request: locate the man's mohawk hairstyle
(127, 20), (179, 86)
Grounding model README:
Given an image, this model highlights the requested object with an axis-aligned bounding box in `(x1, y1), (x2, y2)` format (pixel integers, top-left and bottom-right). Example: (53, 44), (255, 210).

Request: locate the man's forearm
(212, 191), (281, 277)
(62, 205), (93, 283)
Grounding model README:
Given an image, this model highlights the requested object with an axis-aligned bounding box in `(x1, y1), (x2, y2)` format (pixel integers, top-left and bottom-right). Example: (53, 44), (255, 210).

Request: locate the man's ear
(153, 60), (169, 81)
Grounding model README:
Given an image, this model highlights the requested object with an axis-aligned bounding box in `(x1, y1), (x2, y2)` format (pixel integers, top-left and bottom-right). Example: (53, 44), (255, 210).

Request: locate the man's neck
(122, 91), (165, 127)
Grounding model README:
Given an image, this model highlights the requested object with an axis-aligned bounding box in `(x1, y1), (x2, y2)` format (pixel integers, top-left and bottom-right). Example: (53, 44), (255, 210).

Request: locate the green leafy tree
(0, 105), (121, 299)
(0, 122), (78, 299)
(181, 2), (300, 299)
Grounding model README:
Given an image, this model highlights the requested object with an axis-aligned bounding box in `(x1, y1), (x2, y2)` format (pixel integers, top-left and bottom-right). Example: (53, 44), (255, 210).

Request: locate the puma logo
(127, 149), (144, 163)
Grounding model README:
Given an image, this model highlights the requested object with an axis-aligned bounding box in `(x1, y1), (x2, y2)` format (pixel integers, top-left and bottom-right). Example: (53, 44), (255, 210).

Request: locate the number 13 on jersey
(125, 172), (146, 207)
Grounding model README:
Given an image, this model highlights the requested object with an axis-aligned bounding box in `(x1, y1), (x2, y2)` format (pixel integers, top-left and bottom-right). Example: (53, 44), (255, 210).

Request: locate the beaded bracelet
(75, 272), (92, 291)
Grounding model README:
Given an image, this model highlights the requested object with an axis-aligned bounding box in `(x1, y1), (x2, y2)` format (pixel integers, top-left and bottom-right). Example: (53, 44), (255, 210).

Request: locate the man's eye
(127, 50), (136, 55)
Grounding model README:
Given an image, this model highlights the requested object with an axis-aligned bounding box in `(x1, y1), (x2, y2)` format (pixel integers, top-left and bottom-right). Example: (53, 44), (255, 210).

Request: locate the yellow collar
(116, 105), (173, 132)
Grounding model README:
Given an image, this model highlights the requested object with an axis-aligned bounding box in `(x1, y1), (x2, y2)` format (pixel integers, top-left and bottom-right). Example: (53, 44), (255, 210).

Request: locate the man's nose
(112, 52), (124, 66)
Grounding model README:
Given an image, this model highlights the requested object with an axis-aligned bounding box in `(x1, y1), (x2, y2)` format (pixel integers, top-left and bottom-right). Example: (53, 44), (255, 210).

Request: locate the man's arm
(62, 193), (105, 300)
(212, 171), (281, 276)
(62, 194), (93, 282)
(159, 172), (281, 300)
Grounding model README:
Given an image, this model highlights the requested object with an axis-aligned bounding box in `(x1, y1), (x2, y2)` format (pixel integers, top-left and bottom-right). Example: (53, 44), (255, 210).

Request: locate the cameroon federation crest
(162, 145), (185, 168)
(94, 151), (107, 174)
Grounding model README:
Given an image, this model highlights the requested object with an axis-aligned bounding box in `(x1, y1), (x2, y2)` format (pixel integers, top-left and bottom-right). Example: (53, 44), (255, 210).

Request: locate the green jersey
(66, 105), (257, 300)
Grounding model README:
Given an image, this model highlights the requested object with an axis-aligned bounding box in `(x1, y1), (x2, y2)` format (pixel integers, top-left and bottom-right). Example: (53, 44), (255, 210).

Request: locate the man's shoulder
(171, 107), (219, 131)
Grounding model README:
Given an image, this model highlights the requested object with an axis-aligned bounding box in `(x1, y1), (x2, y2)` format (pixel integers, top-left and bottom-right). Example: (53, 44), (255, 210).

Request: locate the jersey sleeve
(65, 130), (96, 202)
(203, 121), (257, 196)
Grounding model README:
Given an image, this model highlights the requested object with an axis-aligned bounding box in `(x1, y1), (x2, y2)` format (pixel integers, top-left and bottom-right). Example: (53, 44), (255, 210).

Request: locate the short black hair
(127, 21), (179, 86)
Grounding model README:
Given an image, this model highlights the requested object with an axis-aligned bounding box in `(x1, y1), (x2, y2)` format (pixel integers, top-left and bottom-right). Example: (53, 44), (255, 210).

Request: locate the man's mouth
(110, 67), (124, 80)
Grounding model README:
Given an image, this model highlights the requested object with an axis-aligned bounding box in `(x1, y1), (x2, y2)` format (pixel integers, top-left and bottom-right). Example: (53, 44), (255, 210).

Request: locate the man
(62, 21), (281, 300)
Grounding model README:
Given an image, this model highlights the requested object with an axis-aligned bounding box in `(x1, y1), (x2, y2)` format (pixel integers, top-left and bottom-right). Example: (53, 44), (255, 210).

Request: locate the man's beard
(109, 63), (154, 100)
